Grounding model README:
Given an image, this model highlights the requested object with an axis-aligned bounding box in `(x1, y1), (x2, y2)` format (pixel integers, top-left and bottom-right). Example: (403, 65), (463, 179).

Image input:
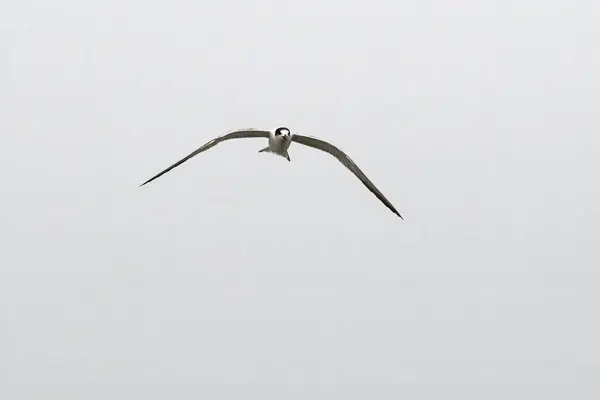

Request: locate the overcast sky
(1, 0), (599, 398)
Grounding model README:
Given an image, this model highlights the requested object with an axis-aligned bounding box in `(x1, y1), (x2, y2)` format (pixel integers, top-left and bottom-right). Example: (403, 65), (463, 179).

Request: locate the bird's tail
(258, 147), (291, 161)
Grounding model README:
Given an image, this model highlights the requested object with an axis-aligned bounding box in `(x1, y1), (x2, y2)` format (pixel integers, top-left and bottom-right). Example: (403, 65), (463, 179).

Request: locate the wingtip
(392, 209), (404, 220)
(139, 177), (156, 187)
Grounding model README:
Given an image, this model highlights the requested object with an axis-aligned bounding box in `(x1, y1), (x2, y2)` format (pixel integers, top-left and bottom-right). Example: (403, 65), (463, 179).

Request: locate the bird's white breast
(269, 133), (292, 154)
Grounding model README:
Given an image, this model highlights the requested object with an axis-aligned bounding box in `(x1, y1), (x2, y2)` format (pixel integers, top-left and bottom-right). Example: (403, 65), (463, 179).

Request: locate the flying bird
(140, 127), (403, 219)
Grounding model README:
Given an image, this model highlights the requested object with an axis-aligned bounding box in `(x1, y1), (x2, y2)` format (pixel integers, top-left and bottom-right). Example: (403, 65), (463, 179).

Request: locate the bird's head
(274, 126), (291, 140)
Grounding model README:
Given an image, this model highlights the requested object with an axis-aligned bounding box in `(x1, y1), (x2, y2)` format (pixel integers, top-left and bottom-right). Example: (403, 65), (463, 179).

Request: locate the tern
(140, 127), (403, 219)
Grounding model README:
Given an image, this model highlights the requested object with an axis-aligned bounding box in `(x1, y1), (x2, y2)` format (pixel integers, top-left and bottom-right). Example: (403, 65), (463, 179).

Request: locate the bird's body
(141, 126), (403, 219)
(259, 127), (293, 161)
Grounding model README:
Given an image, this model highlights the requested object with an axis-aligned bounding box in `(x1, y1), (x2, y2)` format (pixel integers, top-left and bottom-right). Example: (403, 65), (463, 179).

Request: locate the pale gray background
(1, 0), (599, 398)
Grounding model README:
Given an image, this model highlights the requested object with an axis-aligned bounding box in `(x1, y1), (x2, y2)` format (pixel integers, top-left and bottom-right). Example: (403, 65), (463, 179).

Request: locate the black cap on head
(275, 127), (290, 136)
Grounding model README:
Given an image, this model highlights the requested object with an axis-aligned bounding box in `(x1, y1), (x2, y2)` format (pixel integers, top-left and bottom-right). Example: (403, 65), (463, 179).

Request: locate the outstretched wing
(292, 134), (403, 219)
(140, 129), (270, 186)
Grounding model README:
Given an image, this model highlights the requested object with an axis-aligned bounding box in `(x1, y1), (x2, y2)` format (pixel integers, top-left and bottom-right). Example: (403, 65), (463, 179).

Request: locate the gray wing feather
(292, 134), (403, 219)
(140, 129), (270, 186)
